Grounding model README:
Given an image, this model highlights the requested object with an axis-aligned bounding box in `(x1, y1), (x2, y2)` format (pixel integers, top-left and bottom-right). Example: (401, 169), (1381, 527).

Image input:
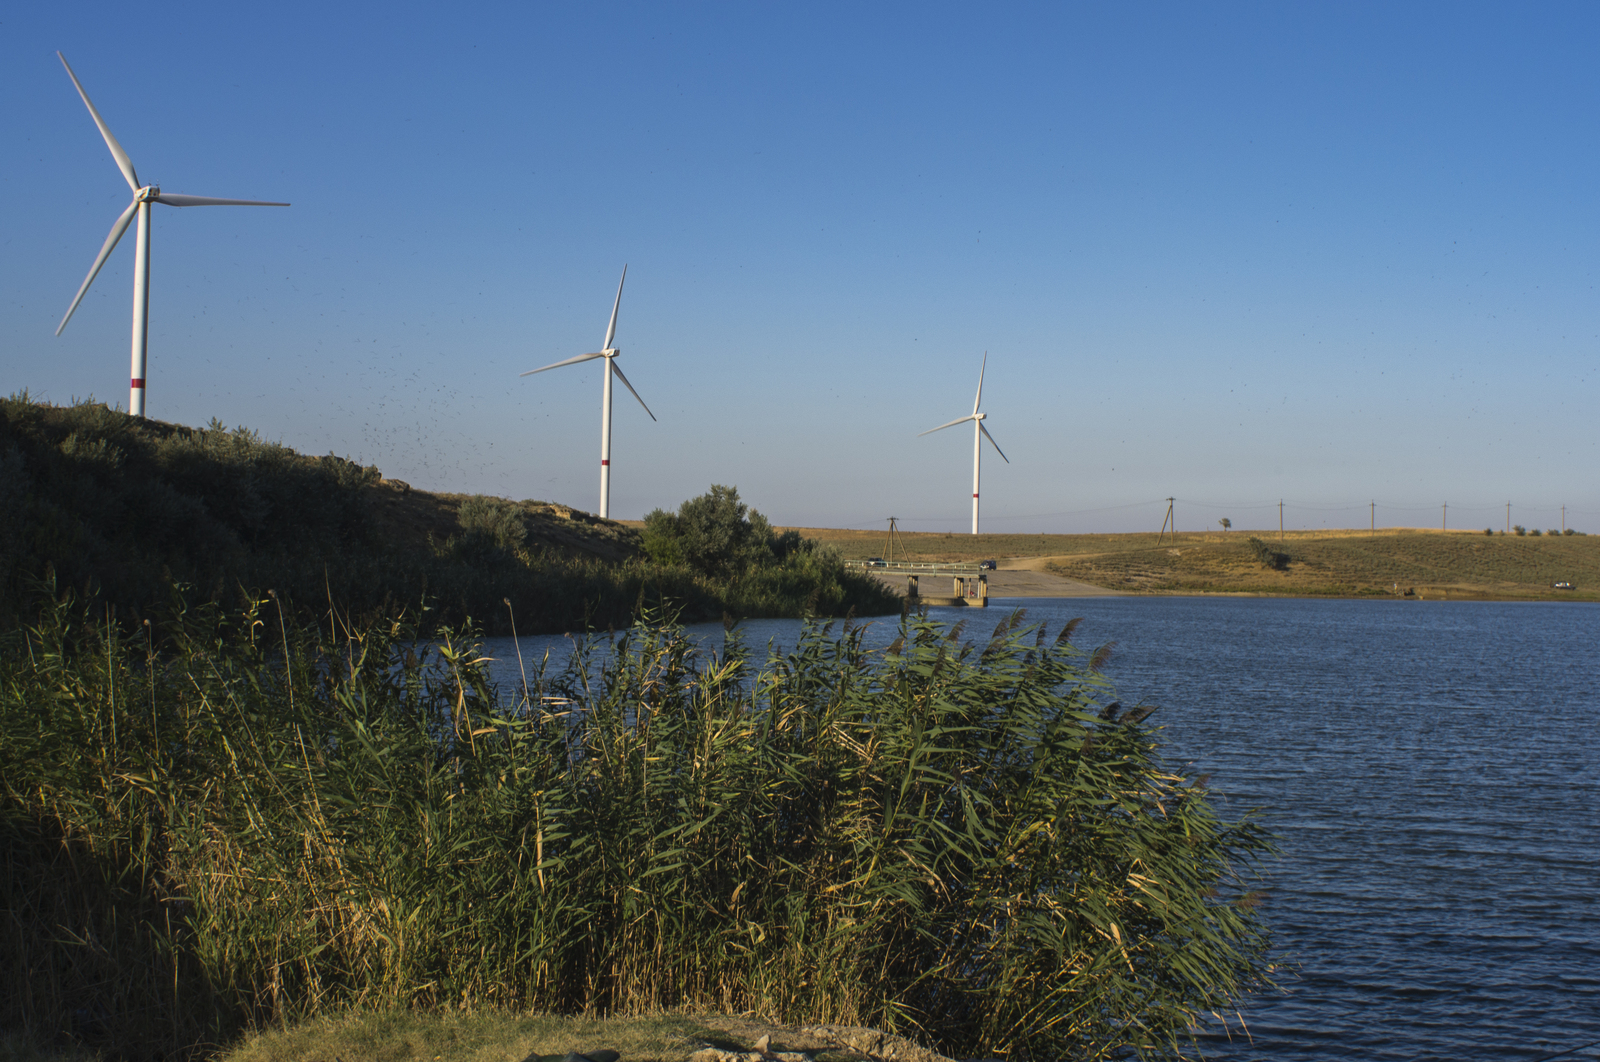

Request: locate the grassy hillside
(1041, 528), (1598, 599)
(782, 525), (1598, 600)
(0, 396), (897, 631)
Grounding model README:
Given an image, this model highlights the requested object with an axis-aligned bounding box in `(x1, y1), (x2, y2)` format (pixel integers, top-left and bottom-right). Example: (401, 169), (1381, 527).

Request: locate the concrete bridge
(851, 561), (990, 607)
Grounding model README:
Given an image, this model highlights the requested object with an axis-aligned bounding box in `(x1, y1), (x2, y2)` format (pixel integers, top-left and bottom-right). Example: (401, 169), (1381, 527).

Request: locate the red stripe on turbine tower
(131, 378), (145, 388)
(601, 459), (609, 466)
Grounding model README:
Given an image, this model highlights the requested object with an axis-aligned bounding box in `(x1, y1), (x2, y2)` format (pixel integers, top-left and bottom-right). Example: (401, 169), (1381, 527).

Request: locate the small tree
(642, 485), (778, 576)
(1219, 517), (1232, 532)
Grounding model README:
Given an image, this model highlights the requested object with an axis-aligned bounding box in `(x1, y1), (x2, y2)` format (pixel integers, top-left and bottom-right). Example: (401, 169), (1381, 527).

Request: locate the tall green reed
(2, 590), (1273, 1061)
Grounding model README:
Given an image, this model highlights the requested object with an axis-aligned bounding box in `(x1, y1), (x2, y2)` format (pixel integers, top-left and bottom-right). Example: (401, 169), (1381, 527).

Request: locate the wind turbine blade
(57, 52), (140, 192)
(610, 362), (657, 422)
(918, 414), (976, 436)
(519, 351), (606, 376)
(155, 193), (290, 207)
(56, 197), (140, 335)
(602, 264), (627, 350)
(980, 422), (1009, 464)
(973, 351), (988, 415)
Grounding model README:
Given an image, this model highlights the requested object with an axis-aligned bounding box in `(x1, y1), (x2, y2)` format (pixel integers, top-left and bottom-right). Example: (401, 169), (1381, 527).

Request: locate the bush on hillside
(453, 495), (528, 562)
(1246, 536), (1291, 570)
(644, 484), (794, 576)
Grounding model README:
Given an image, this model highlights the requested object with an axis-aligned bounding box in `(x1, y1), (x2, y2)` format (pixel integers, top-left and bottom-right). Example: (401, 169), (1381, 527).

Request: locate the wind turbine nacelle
(603, 347), (620, 357)
(137, 185), (161, 202)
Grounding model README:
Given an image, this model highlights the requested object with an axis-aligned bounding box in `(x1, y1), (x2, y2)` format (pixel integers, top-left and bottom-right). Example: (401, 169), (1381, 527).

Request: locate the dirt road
(868, 558), (1124, 599)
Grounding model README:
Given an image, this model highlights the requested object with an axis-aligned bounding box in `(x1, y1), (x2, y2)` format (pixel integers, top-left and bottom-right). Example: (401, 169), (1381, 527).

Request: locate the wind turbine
(520, 265), (656, 519)
(919, 352), (1008, 535)
(53, 52), (289, 418)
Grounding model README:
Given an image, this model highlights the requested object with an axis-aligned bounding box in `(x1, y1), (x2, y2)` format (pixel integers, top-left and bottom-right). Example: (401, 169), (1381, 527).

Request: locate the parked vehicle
(1553, 581), (1575, 590)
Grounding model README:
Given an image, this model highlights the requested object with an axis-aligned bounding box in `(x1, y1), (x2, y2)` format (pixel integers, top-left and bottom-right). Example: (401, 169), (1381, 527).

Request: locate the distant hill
(0, 396), (895, 631)
(786, 524), (1598, 601)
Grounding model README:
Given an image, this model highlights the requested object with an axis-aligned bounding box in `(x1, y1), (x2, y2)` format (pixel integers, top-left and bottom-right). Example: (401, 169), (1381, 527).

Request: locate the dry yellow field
(778, 526), (1599, 601)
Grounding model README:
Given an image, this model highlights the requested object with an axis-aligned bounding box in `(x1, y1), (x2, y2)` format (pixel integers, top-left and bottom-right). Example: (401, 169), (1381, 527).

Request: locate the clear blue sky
(5, 2), (1597, 533)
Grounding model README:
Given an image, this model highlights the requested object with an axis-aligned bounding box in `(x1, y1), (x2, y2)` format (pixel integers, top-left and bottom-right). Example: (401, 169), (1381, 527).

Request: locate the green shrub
(1515, 525), (1527, 536)
(644, 485), (789, 576)
(640, 507), (686, 566)
(1531, 528), (1543, 537)
(0, 592), (1274, 1061)
(1246, 536), (1291, 570)
(454, 495), (529, 561)
(457, 495), (527, 550)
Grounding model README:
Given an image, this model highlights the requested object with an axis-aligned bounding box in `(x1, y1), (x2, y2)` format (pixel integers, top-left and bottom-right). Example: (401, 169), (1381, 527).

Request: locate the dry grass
(219, 1011), (722, 1062)
(219, 1011), (919, 1062)
(1045, 530), (1599, 599)
(779, 526), (1600, 600)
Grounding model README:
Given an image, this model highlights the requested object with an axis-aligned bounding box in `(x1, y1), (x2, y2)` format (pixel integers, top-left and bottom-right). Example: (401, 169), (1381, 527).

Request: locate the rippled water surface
(483, 597), (1600, 1061)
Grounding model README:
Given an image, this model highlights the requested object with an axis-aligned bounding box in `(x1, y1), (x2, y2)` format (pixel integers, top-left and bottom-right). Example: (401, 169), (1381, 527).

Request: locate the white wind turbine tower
(520, 265), (656, 519)
(53, 52), (289, 418)
(919, 352), (1009, 535)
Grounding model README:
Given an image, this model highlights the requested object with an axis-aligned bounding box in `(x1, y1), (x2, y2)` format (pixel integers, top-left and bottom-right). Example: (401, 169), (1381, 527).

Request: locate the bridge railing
(851, 561), (986, 574)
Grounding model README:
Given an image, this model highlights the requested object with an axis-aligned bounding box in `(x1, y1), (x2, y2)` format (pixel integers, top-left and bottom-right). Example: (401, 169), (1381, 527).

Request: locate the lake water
(481, 597), (1600, 1061)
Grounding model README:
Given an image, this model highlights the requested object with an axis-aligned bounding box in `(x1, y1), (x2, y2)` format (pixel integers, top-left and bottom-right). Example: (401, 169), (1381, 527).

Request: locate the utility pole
(1442, 502), (1447, 531)
(1562, 505), (1566, 534)
(882, 517), (906, 565)
(1506, 503), (1511, 534)
(1279, 500), (1284, 540)
(1371, 500), (1375, 535)
(1157, 497), (1175, 544)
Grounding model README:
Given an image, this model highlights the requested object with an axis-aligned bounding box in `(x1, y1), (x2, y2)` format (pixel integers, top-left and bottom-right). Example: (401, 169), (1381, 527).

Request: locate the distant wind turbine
(520, 265), (656, 519)
(919, 352), (1008, 534)
(53, 52), (289, 418)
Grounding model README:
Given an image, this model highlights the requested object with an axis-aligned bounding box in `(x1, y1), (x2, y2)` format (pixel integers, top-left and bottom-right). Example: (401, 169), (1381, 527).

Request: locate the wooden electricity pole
(1562, 505), (1567, 534)
(1157, 497), (1175, 543)
(1442, 502), (1447, 531)
(1279, 500), (1284, 540)
(1506, 503), (1511, 534)
(882, 517), (907, 565)
(1370, 500), (1375, 535)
